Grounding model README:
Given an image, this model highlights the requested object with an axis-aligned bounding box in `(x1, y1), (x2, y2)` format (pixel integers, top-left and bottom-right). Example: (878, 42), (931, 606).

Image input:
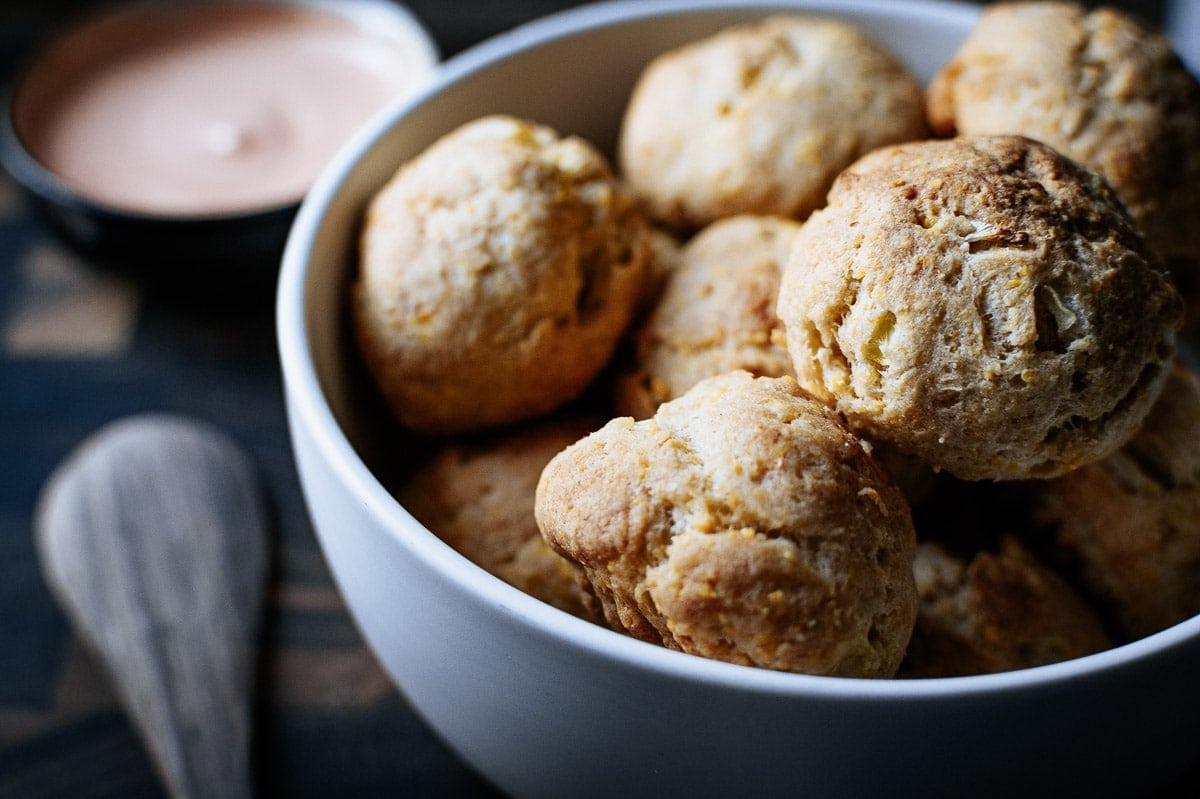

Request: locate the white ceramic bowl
(277, 2), (1200, 796)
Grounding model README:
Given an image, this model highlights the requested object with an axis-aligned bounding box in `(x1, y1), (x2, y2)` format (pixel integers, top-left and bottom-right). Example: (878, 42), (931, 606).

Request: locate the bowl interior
(280, 0), (1200, 693)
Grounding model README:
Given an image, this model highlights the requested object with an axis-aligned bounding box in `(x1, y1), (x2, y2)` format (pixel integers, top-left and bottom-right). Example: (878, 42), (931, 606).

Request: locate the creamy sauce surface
(17, 3), (434, 216)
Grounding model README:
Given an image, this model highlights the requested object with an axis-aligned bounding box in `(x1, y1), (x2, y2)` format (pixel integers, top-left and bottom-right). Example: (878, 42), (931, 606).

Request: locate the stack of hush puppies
(352, 3), (1200, 679)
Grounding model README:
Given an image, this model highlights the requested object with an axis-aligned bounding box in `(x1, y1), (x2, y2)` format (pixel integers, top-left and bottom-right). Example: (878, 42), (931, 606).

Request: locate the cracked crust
(535, 371), (917, 677)
(927, 2), (1200, 292)
(618, 15), (927, 231)
(1031, 362), (1200, 639)
(354, 115), (650, 433)
(777, 135), (1181, 481)
(400, 415), (598, 618)
(614, 214), (800, 419)
(899, 537), (1112, 678)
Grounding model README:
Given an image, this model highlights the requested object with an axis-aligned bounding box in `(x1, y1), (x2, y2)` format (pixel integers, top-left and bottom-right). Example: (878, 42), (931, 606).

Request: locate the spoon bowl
(34, 414), (270, 799)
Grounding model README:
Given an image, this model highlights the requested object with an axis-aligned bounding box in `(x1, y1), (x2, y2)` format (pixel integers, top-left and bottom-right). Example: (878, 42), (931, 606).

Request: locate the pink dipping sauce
(14, 1), (436, 216)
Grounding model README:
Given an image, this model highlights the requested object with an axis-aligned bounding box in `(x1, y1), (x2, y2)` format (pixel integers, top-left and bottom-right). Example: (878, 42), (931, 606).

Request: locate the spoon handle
(35, 414), (269, 799)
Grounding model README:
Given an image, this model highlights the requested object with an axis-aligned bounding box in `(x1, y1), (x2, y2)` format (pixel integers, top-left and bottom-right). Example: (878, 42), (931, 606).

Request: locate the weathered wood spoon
(34, 414), (269, 799)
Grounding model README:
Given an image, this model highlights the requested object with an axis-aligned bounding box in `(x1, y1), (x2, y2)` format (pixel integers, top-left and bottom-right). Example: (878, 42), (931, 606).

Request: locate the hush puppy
(400, 416), (597, 618)
(355, 115), (649, 433)
(619, 15), (926, 231)
(1030, 362), (1200, 639)
(927, 2), (1200, 295)
(900, 538), (1112, 678)
(777, 135), (1180, 481)
(535, 371), (917, 677)
(615, 214), (800, 419)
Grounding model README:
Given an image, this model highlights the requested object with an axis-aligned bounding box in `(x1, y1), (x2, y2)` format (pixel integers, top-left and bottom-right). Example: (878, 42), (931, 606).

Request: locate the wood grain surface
(35, 415), (266, 799)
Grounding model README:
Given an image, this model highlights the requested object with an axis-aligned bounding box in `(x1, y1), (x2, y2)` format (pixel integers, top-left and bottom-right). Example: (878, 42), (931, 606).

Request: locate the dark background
(0, 1), (1178, 57)
(0, 1), (1192, 798)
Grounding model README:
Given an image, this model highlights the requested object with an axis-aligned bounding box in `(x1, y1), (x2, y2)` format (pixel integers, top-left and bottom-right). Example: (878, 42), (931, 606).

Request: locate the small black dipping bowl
(0, 0), (438, 304)
(0, 100), (297, 300)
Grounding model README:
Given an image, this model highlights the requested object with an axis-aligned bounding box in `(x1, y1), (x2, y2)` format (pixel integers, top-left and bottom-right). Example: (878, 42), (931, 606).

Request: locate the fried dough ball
(355, 115), (650, 434)
(400, 416), (598, 618)
(618, 15), (927, 231)
(535, 371), (917, 677)
(777, 135), (1181, 481)
(927, 2), (1200, 292)
(900, 538), (1112, 678)
(1030, 362), (1200, 639)
(614, 214), (800, 419)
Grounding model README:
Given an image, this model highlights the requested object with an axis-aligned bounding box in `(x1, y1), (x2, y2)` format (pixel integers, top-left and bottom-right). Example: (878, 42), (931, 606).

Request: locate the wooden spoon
(34, 414), (269, 799)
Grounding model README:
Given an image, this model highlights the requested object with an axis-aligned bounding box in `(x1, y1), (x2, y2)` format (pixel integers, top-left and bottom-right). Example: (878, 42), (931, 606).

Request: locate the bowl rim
(0, 0), (439, 224)
(277, 0), (1200, 700)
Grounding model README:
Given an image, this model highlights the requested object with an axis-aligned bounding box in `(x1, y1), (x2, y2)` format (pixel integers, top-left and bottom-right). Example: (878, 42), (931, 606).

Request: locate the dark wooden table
(0, 1), (1192, 797)
(0, 3), (592, 795)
